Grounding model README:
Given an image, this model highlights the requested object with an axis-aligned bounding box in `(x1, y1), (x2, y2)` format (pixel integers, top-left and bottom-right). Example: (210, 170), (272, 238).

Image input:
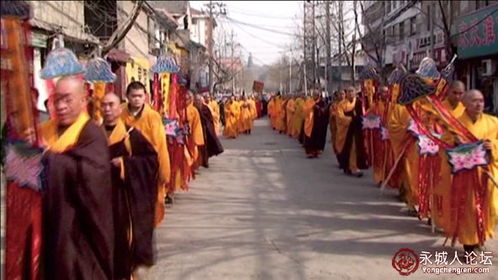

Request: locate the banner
(126, 56), (150, 94)
(252, 80), (264, 93)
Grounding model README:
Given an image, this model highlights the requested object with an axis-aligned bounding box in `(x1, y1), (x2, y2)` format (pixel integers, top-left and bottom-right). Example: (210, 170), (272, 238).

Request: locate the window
(410, 16), (417, 36)
(399, 21), (405, 40)
(476, 0), (491, 10)
(386, 1), (391, 13)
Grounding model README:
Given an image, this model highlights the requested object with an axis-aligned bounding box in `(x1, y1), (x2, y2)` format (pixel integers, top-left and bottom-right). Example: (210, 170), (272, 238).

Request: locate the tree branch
(102, 0), (144, 56)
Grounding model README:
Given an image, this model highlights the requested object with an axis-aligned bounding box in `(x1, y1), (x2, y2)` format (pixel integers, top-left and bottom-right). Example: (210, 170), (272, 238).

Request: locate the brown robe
(42, 120), (114, 279)
(106, 125), (159, 278)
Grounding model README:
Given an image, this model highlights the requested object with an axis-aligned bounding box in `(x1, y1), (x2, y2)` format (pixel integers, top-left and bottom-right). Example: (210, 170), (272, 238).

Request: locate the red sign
(392, 248), (420, 276)
(252, 80), (264, 93)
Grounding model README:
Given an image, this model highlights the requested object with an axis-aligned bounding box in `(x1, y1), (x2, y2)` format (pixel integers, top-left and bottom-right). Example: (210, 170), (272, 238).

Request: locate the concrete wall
(118, 1), (156, 64)
(30, 1), (87, 41)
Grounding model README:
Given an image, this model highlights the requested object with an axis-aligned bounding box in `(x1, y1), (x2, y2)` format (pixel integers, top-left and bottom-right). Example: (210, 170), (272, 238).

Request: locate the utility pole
(312, 0), (316, 89)
(231, 29), (235, 94)
(304, 61), (308, 96)
(303, 1), (307, 93)
(430, 2), (435, 58)
(325, 0), (331, 96)
(289, 48), (292, 94)
(208, 0), (213, 93)
(338, 1), (343, 89)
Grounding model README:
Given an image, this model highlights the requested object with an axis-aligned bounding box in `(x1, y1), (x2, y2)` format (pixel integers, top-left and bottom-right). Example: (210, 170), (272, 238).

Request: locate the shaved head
(54, 75), (87, 126)
(446, 80), (465, 107)
(56, 76), (85, 96)
(102, 92), (123, 125)
(102, 92), (121, 104)
(462, 89), (485, 118)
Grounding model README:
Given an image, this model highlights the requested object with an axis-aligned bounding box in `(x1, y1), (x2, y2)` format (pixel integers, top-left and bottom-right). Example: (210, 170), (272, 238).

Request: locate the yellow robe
(248, 99), (257, 120)
(434, 99), (465, 231)
(335, 98), (362, 172)
(186, 103), (204, 167)
(274, 97), (284, 132)
(286, 99), (295, 135)
(40, 112), (90, 152)
(121, 104), (170, 224)
(368, 100), (386, 184)
(329, 101), (341, 153)
(106, 119), (132, 181)
(292, 98), (305, 137)
(303, 98), (316, 138)
(239, 101), (252, 132)
(387, 104), (418, 208)
(443, 112), (498, 245)
(208, 100), (221, 136)
(268, 99), (276, 128)
(224, 101), (239, 138)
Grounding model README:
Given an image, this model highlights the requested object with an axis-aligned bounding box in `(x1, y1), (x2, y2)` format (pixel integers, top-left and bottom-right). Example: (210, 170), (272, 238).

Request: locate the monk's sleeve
(192, 109), (205, 146)
(335, 103), (352, 130)
(122, 130), (159, 262)
(489, 117), (498, 162)
(149, 113), (170, 184)
(387, 105), (410, 156)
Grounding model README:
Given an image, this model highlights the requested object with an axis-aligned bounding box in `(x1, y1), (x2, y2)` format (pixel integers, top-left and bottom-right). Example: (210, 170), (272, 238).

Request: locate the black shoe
(354, 171), (364, 178)
(463, 244), (479, 254)
(165, 195), (174, 205)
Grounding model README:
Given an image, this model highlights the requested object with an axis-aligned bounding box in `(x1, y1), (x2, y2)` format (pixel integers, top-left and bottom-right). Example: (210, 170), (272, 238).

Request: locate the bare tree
(353, 0), (387, 79)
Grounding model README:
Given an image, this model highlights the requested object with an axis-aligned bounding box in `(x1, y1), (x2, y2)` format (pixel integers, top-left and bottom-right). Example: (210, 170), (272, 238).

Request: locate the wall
(118, 1), (155, 63)
(30, 1), (87, 41)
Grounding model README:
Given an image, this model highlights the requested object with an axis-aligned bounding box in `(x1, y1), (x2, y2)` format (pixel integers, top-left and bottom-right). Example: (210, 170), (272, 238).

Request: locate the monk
(303, 92), (329, 158)
(335, 87), (368, 176)
(291, 95), (304, 138)
(121, 81), (170, 221)
(286, 96), (296, 137)
(224, 95), (239, 139)
(194, 94), (224, 168)
(443, 89), (497, 253)
(433, 80), (466, 231)
(205, 94), (221, 136)
(367, 86), (388, 185)
(39, 76), (114, 279)
(301, 95), (315, 145)
(267, 95), (276, 129)
(101, 93), (159, 279)
(329, 90), (346, 154)
(234, 96), (243, 135)
(387, 102), (419, 212)
(239, 96), (252, 134)
(274, 94), (285, 133)
(248, 95), (257, 128)
(185, 91), (205, 173)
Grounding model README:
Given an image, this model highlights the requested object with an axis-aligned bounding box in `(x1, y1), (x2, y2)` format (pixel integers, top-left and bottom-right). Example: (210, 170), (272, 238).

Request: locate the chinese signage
(392, 248), (493, 276)
(126, 56), (150, 94)
(453, 5), (498, 59)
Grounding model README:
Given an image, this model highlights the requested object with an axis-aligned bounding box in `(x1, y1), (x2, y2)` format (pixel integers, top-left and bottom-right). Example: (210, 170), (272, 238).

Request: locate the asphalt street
(142, 118), (498, 280)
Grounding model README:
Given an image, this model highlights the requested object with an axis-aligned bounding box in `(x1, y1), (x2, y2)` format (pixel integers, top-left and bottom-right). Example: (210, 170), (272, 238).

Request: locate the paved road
(141, 118), (498, 280)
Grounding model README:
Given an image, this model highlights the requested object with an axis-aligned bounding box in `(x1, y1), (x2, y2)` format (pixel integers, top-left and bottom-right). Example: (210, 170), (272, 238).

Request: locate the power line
(230, 20), (289, 49)
(227, 7), (295, 19)
(224, 16), (296, 36)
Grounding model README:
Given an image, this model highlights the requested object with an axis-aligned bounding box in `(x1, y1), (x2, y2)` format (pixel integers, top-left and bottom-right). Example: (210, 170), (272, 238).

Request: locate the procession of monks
(223, 94), (258, 139)
(267, 79), (498, 255)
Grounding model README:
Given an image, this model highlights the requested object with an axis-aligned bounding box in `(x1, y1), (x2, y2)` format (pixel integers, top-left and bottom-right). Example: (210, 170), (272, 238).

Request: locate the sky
(190, 1), (302, 66)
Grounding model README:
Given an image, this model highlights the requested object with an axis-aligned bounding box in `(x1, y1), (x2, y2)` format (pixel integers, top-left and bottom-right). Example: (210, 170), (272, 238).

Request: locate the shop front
(453, 4), (498, 114)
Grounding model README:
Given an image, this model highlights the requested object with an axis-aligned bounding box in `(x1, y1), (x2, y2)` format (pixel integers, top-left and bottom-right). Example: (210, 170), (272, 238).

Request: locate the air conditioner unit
(481, 59), (494, 76)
